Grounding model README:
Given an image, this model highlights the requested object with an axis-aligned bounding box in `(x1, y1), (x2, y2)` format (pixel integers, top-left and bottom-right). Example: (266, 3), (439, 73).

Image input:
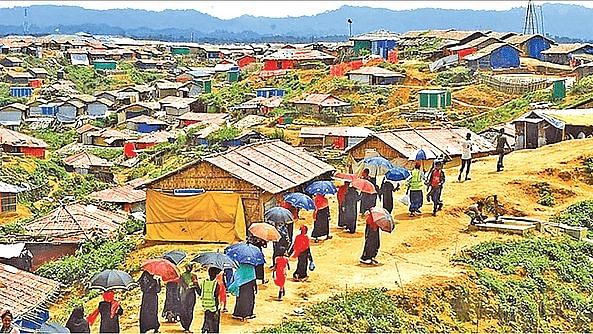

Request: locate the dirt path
(82, 138), (593, 333)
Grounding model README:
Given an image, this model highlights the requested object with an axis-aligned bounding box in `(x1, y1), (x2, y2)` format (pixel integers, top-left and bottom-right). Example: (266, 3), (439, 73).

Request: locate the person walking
(458, 132), (473, 182)
(162, 280), (181, 323)
(139, 271), (161, 334)
(406, 162), (424, 217)
(272, 248), (290, 300)
(66, 307), (90, 334)
(496, 128), (511, 172)
(201, 267), (221, 333)
(291, 225), (313, 281)
(272, 223), (291, 268)
(215, 270), (228, 313)
(359, 169), (377, 215)
(247, 234), (268, 284)
(179, 264), (200, 333)
(87, 291), (124, 334)
(342, 184), (360, 233)
(229, 264), (257, 321)
(379, 179), (399, 213)
(1, 310), (20, 334)
(337, 181), (349, 228)
(360, 210), (381, 265)
(311, 194), (332, 242)
(427, 161), (445, 216)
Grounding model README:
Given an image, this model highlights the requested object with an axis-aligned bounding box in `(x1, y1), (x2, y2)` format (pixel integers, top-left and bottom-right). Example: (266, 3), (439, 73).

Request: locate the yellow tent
(145, 190), (247, 243)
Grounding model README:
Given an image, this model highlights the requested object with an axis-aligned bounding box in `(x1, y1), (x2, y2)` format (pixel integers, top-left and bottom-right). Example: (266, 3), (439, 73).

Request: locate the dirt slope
(62, 138), (593, 333)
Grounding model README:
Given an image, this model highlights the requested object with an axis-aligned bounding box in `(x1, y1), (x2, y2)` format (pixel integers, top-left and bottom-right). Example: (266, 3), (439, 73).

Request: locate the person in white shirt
(458, 133), (472, 182)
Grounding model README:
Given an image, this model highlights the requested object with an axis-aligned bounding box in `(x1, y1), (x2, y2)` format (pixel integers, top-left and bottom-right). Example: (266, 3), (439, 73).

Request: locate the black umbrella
(264, 207), (293, 224)
(192, 252), (238, 270)
(162, 250), (187, 265)
(90, 269), (136, 291)
(39, 321), (70, 334)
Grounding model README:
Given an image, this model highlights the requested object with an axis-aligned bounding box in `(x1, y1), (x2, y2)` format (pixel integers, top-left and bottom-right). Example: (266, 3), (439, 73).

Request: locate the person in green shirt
(406, 161), (425, 217)
(201, 267), (221, 333)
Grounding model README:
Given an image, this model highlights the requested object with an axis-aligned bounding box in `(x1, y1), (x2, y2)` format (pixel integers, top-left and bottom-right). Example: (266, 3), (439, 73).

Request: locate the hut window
(1, 193), (17, 212)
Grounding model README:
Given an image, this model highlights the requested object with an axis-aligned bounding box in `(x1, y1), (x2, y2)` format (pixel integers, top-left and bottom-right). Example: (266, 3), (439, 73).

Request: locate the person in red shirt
(280, 200), (298, 241)
(336, 181), (349, 228)
(427, 161), (446, 216)
(273, 248), (290, 300)
(311, 194), (331, 242)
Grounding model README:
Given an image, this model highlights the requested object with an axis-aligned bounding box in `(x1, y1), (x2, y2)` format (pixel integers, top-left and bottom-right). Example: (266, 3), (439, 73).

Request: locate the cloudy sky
(2, 1), (593, 19)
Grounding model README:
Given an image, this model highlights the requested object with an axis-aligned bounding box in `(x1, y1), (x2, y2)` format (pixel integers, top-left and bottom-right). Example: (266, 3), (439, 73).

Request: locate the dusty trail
(75, 138), (593, 333)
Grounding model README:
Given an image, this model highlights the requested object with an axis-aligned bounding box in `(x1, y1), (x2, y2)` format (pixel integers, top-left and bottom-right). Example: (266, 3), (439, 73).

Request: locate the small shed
(505, 34), (554, 60)
(299, 126), (373, 150)
(171, 46), (191, 55)
(231, 96), (283, 115)
(143, 140), (335, 225)
(418, 89), (451, 110)
(512, 109), (593, 149)
(262, 49), (335, 70)
(178, 112), (229, 127)
(159, 96), (200, 116)
(350, 29), (398, 59)
(0, 127), (47, 158)
(0, 103), (27, 128)
(465, 43), (521, 70)
(346, 66), (405, 85)
(75, 124), (99, 144)
(127, 115), (168, 133)
(63, 151), (113, 181)
(93, 59), (117, 70)
(153, 80), (183, 99)
(0, 243), (32, 271)
(90, 178), (146, 213)
(5, 71), (33, 85)
(116, 102), (161, 124)
(237, 54), (256, 68)
(540, 43), (593, 65)
(293, 94), (351, 116)
(27, 67), (49, 79)
(56, 100), (85, 123)
(0, 181), (27, 214)
(0, 56), (23, 67)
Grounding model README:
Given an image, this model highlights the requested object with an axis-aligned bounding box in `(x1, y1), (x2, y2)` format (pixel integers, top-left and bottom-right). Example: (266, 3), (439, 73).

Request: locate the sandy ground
(62, 138), (593, 333)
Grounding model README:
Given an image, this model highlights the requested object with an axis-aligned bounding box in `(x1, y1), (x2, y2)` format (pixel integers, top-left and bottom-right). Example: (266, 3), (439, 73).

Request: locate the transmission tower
(523, 0), (542, 35)
(23, 8), (29, 35)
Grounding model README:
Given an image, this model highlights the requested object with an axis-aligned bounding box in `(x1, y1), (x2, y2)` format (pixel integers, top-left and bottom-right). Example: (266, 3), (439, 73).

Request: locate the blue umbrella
(363, 156), (395, 170)
(39, 322), (70, 334)
(305, 181), (337, 195)
(192, 251), (238, 269)
(224, 243), (265, 266)
(264, 207), (294, 224)
(408, 148), (437, 161)
(283, 192), (315, 211)
(384, 167), (411, 181)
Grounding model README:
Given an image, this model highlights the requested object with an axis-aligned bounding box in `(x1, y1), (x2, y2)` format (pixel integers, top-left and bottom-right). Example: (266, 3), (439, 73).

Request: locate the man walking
(458, 133), (472, 182)
(496, 128), (511, 172)
(427, 160), (445, 216)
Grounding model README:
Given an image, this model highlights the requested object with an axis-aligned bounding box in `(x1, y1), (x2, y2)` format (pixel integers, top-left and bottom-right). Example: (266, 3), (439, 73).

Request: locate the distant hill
(2, 4), (593, 42)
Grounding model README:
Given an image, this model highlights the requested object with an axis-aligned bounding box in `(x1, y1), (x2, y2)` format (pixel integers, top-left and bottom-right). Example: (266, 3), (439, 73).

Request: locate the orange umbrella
(142, 258), (180, 282)
(248, 223), (281, 241)
(351, 178), (377, 194)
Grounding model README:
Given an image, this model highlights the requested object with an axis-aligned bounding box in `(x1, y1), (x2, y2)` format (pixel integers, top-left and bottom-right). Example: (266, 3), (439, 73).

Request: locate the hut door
(526, 123), (538, 149)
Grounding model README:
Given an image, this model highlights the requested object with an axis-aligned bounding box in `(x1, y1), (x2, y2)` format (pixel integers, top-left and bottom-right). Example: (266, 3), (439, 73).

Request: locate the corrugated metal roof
(346, 66), (404, 77)
(25, 204), (127, 243)
(293, 94), (350, 107)
(299, 126), (372, 138)
(505, 34), (553, 45)
(0, 103), (28, 112)
(145, 140), (335, 194)
(63, 151), (113, 168)
(90, 183), (146, 204)
(540, 43), (592, 55)
(179, 112), (229, 124)
(350, 29), (398, 41)
(0, 128), (47, 148)
(127, 115), (167, 125)
(0, 263), (60, 319)
(262, 48), (335, 61)
(348, 127), (494, 158)
(0, 181), (27, 193)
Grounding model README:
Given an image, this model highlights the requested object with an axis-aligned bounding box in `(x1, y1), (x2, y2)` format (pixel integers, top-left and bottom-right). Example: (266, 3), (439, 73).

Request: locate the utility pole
(347, 18), (353, 37)
(523, 0), (540, 35)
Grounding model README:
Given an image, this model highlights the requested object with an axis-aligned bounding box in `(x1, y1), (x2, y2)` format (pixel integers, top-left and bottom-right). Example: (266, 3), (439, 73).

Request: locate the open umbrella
(363, 156), (395, 174)
(264, 207), (294, 224)
(248, 222), (281, 241)
(333, 172), (357, 182)
(408, 148), (437, 161)
(305, 180), (337, 195)
(366, 207), (395, 233)
(224, 243), (265, 266)
(384, 167), (411, 181)
(283, 192), (315, 211)
(39, 322), (70, 334)
(351, 178), (377, 194)
(142, 258), (180, 282)
(90, 269), (136, 291)
(162, 250), (186, 265)
(192, 251), (238, 269)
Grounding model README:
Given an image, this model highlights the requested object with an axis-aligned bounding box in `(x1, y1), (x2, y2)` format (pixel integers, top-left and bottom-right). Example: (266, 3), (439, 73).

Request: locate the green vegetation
(118, 61), (163, 85)
(0, 83), (26, 106)
(582, 156), (593, 184)
(434, 66), (472, 86)
(89, 148), (123, 161)
(64, 65), (127, 94)
(199, 81), (252, 111)
(36, 236), (137, 285)
(570, 75), (593, 95)
(207, 124), (241, 143)
(376, 61), (406, 73)
(532, 181), (556, 207)
(551, 200), (593, 228)
(30, 129), (76, 150)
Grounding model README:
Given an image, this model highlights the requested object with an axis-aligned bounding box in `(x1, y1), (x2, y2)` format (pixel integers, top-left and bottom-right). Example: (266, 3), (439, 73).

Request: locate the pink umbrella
(366, 207), (395, 233)
(351, 178), (377, 194)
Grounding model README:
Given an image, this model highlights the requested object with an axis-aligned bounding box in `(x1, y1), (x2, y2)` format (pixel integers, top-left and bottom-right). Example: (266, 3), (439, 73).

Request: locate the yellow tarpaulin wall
(146, 190), (247, 243)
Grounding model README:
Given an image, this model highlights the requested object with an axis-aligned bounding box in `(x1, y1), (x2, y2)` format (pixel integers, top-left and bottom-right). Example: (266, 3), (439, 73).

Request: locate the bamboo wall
(348, 137), (404, 161)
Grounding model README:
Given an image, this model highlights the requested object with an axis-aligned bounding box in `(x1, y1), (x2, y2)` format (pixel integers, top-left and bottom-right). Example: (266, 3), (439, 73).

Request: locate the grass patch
(551, 200), (593, 228)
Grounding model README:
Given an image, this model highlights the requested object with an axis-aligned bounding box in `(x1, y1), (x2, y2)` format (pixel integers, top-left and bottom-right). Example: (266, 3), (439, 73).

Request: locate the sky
(2, 1), (593, 19)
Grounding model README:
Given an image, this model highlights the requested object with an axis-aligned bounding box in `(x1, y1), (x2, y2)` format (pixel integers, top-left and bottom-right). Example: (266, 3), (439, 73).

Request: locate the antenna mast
(23, 7), (29, 35)
(523, 0), (540, 35)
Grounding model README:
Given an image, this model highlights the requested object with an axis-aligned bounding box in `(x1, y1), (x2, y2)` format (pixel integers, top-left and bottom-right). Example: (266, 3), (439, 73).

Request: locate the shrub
(551, 200), (593, 228)
(571, 75), (593, 95)
(89, 148), (123, 161)
(30, 129), (76, 150)
(532, 182), (556, 207)
(434, 66), (472, 86)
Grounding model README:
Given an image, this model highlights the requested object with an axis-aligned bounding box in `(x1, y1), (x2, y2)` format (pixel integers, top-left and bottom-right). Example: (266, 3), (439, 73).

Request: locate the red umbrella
(142, 259), (180, 282)
(366, 207), (395, 233)
(248, 223), (281, 241)
(351, 178), (377, 194)
(334, 172), (357, 182)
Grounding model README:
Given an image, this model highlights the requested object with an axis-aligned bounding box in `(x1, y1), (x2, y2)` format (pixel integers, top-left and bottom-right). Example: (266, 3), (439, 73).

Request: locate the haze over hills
(1, 4), (593, 42)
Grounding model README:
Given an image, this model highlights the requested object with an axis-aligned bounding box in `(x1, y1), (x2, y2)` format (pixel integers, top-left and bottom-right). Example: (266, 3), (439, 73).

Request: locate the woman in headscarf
(272, 222), (291, 268)
(359, 169), (377, 215)
(360, 210), (381, 265)
(273, 248), (290, 300)
(1, 310), (19, 334)
(162, 279), (181, 322)
(228, 263), (257, 321)
(201, 267), (221, 333)
(215, 270), (228, 313)
(311, 194), (331, 242)
(247, 234), (268, 284)
(179, 264), (200, 333)
(66, 306), (90, 334)
(342, 183), (360, 233)
(87, 290), (124, 334)
(139, 271), (161, 334)
(379, 179), (400, 214)
(407, 162), (424, 216)
(336, 181), (349, 228)
(290, 225), (313, 281)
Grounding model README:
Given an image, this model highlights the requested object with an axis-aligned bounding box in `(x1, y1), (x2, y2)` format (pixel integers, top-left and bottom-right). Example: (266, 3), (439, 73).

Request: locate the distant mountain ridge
(1, 4), (593, 42)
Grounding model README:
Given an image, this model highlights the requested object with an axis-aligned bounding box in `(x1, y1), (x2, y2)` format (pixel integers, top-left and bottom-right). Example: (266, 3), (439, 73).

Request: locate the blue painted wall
(10, 87), (33, 97)
(137, 123), (161, 133)
(490, 45), (520, 69)
(371, 39), (397, 59)
(526, 37), (551, 60)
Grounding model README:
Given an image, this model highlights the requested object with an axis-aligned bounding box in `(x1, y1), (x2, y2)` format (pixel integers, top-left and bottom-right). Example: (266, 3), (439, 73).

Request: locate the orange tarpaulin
(146, 190), (247, 243)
